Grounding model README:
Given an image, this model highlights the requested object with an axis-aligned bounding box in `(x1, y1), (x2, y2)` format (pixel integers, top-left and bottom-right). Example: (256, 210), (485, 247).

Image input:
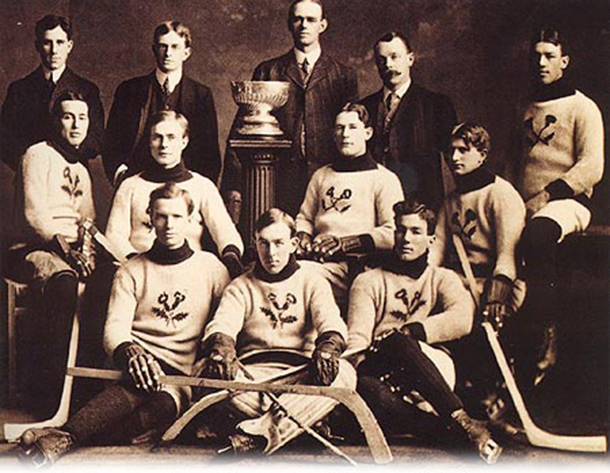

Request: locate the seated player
(18, 184), (230, 466)
(430, 122), (526, 420)
(106, 110), (243, 278)
(198, 208), (356, 455)
(346, 197), (502, 463)
(7, 90), (96, 416)
(295, 102), (404, 311)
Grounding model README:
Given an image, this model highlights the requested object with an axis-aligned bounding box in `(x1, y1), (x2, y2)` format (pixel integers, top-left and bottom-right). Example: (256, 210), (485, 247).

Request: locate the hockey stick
(234, 361), (358, 466)
(81, 219), (130, 264)
(452, 232), (607, 453)
(3, 282), (85, 442)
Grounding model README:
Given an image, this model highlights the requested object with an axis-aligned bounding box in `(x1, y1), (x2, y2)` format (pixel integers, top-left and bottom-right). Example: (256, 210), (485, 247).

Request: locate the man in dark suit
(361, 31), (457, 210)
(222, 0), (358, 217)
(1, 14), (104, 172)
(104, 21), (221, 186)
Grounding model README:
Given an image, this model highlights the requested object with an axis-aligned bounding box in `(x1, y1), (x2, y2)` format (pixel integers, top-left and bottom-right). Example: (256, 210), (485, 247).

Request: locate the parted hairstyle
(375, 31), (412, 53)
(36, 14), (73, 42)
(393, 196), (437, 235)
(531, 26), (569, 55)
(149, 110), (190, 138)
(451, 122), (491, 155)
(51, 90), (88, 120)
(254, 208), (297, 238)
(147, 182), (195, 217)
(153, 21), (192, 48)
(289, 0), (325, 20)
(339, 102), (371, 128)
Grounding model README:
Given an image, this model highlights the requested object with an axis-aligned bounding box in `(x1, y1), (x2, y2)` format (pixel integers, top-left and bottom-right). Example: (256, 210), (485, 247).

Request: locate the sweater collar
(48, 137), (86, 165)
(145, 239), (194, 265)
(253, 255), (300, 282)
(140, 160), (192, 183)
(331, 150), (378, 172)
(531, 77), (576, 102)
(382, 251), (429, 279)
(454, 166), (495, 194)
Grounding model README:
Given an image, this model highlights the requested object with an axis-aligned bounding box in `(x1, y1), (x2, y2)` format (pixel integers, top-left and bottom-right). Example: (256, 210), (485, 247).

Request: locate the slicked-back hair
(35, 14), (73, 42)
(147, 182), (195, 217)
(254, 208), (297, 238)
(339, 102), (371, 128)
(452, 122), (491, 155)
(149, 110), (190, 138)
(375, 31), (412, 53)
(530, 26), (569, 56)
(153, 21), (192, 48)
(393, 197), (437, 235)
(289, 0), (325, 20)
(51, 90), (88, 120)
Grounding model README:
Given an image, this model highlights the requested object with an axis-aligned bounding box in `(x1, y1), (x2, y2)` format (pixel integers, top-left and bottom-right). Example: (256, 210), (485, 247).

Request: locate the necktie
(301, 58), (311, 81)
(47, 75), (56, 98)
(384, 92), (399, 131)
(162, 78), (171, 103)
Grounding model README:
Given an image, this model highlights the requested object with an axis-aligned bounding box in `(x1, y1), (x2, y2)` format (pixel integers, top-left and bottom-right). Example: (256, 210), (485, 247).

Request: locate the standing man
(222, 0), (358, 217)
(515, 27), (604, 384)
(361, 31), (457, 210)
(104, 21), (221, 186)
(1, 14), (104, 171)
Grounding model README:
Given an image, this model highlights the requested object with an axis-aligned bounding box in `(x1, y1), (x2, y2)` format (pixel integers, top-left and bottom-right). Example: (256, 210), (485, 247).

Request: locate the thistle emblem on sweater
(260, 292), (298, 329)
(390, 288), (425, 322)
(451, 209), (477, 240)
(61, 167), (83, 200)
(152, 291), (189, 327)
(322, 186), (352, 213)
(524, 115), (557, 148)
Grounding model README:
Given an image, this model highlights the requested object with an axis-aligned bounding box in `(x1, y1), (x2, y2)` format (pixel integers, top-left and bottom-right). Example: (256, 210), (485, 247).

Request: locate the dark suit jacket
(1, 66), (104, 171)
(104, 72), (221, 183)
(361, 84), (457, 210)
(222, 50), (357, 216)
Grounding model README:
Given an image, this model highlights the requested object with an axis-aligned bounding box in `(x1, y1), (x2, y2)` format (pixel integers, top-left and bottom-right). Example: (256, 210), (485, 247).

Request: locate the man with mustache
(1, 14), (104, 171)
(222, 0), (358, 217)
(361, 31), (457, 211)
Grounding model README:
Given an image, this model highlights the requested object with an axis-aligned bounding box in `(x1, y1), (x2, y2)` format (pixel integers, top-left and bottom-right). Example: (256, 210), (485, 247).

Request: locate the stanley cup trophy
(229, 81), (292, 251)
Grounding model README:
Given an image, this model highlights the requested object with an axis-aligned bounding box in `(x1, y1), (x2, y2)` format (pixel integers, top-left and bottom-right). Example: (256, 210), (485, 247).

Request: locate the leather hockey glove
(312, 234), (374, 261)
(482, 275), (514, 331)
(310, 331), (346, 386)
(221, 246), (244, 279)
(202, 332), (238, 380)
(114, 342), (163, 392)
(296, 232), (314, 259)
(53, 234), (93, 280)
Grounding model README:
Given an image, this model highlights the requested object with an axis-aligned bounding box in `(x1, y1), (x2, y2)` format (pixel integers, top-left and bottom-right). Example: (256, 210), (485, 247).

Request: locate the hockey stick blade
(483, 322), (607, 453)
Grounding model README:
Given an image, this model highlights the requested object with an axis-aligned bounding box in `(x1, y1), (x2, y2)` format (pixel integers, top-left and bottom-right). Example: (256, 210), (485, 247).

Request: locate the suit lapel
(389, 83), (416, 129)
(284, 52), (305, 89)
(306, 52), (330, 90)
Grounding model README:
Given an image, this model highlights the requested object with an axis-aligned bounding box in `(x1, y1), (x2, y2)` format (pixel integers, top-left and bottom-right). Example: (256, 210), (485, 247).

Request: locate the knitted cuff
(545, 179), (574, 201)
(203, 332), (236, 357)
(221, 244), (242, 259)
(315, 331), (347, 356)
(485, 274), (514, 304)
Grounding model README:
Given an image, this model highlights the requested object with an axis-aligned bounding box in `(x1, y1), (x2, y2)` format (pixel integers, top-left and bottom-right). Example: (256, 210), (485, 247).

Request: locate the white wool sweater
(347, 265), (474, 355)
(106, 172), (243, 256)
(14, 141), (95, 244)
(295, 163), (404, 250)
(519, 90), (604, 200)
(104, 250), (229, 374)
(204, 264), (347, 357)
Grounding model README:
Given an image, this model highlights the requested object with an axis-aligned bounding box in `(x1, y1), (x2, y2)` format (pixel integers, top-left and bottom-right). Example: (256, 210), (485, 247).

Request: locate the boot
(19, 427), (76, 467)
(217, 432), (266, 455)
(534, 323), (558, 386)
(450, 408), (502, 464)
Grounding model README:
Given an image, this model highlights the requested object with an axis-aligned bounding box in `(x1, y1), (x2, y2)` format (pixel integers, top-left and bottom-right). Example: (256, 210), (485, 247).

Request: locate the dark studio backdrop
(0, 0), (609, 233)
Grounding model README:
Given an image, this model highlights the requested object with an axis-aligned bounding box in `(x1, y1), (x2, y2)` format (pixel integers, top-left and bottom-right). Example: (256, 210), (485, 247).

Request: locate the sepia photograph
(0, 0), (608, 470)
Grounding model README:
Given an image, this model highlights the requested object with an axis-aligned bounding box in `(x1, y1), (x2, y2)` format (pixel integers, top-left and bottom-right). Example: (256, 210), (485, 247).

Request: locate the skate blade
(18, 444), (49, 469)
(480, 439), (502, 464)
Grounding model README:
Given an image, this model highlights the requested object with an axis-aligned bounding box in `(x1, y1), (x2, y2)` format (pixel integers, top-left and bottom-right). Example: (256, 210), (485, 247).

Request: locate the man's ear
(181, 134), (190, 150)
(320, 18), (328, 34)
(290, 236), (300, 253)
(66, 40), (74, 54)
(183, 47), (192, 62)
(407, 51), (415, 67)
(480, 149), (488, 163)
(364, 126), (374, 141)
(560, 54), (570, 71)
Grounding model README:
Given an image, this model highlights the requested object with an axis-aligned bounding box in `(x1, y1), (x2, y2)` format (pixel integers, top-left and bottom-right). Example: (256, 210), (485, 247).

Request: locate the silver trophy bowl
(231, 81), (290, 136)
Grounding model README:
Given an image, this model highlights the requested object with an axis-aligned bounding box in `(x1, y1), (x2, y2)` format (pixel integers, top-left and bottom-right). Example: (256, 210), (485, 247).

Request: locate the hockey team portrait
(0, 0), (608, 470)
